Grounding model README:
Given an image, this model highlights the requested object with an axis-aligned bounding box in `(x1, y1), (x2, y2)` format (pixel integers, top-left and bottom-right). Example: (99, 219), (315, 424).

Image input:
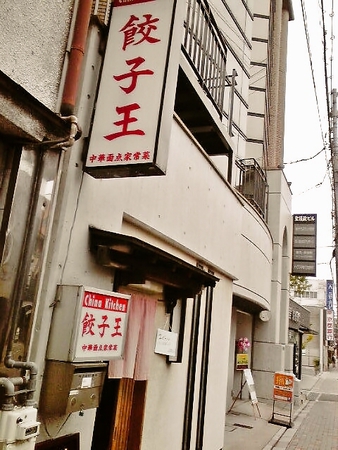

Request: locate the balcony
(175, 0), (233, 181)
(182, 0), (227, 116)
(236, 159), (268, 218)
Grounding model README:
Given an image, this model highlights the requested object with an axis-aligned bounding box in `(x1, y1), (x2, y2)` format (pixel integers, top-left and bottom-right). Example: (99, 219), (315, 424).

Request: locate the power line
(301, 0), (327, 147)
(284, 146), (326, 165)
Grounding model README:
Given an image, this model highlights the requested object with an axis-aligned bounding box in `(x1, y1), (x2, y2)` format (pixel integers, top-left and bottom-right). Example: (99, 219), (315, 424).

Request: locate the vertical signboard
(326, 309), (334, 341)
(86, 0), (183, 178)
(292, 214), (317, 277)
(326, 280), (334, 310)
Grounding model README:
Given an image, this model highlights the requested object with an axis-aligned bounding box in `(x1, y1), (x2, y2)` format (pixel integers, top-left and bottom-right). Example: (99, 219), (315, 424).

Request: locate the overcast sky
(284, 0), (335, 281)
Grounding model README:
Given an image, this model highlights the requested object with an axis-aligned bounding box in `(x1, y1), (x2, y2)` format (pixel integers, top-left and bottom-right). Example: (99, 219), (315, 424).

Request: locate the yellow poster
(236, 353), (249, 370)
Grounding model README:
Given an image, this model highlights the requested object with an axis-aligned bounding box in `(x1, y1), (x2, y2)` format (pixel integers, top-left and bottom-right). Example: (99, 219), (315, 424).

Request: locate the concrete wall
(0, 0), (73, 110)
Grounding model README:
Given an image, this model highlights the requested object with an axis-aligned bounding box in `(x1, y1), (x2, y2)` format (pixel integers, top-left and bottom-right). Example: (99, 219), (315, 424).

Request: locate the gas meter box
(0, 406), (40, 448)
(47, 285), (130, 362)
(40, 361), (107, 416)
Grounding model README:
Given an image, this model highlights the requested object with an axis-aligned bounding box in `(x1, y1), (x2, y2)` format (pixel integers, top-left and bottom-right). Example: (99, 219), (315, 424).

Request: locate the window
(0, 143), (60, 375)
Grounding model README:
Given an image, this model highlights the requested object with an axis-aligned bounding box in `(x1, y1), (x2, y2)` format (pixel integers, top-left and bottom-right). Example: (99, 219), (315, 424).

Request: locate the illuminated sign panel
(326, 280), (334, 310)
(85, 0), (183, 178)
(47, 285), (130, 363)
(292, 214), (317, 277)
(75, 288), (130, 361)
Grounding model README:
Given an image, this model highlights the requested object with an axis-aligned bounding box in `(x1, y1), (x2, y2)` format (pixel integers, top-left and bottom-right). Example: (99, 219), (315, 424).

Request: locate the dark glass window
(0, 143), (60, 375)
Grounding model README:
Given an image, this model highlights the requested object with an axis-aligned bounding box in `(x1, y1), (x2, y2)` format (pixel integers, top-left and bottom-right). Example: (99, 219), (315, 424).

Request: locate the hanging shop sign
(85, 0), (183, 178)
(326, 280), (334, 310)
(326, 309), (334, 341)
(273, 372), (294, 403)
(47, 285), (131, 362)
(292, 214), (317, 277)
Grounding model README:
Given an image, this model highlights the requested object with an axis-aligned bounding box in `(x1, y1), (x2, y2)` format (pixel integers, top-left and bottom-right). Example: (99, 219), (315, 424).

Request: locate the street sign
(273, 372), (294, 402)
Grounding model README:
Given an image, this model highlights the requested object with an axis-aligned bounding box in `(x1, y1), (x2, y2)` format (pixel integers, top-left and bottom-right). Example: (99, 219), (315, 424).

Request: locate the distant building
(291, 279), (333, 373)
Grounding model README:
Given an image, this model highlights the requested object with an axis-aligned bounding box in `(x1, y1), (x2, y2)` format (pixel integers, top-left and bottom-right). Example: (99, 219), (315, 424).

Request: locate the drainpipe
(61, 0), (93, 116)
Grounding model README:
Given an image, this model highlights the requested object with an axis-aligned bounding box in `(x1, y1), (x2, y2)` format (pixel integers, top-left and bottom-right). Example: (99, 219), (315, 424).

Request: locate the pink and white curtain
(108, 290), (157, 380)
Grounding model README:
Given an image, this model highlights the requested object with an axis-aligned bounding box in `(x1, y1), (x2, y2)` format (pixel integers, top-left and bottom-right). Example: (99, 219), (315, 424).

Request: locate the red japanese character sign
(326, 309), (334, 341)
(74, 288), (130, 361)
(86, 0), (183, 178)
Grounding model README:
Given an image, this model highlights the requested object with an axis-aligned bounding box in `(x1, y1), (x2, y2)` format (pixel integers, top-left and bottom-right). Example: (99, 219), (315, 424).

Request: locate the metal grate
(182, 0), (227, 116)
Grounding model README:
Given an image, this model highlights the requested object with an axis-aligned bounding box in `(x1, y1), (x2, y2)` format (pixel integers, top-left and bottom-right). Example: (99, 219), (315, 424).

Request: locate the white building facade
(292, 279), (332, 373)
(0, 1), (295, 449)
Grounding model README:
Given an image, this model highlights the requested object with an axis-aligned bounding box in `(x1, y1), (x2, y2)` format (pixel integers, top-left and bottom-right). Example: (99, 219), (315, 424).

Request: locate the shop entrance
(91, 378), (146, 450)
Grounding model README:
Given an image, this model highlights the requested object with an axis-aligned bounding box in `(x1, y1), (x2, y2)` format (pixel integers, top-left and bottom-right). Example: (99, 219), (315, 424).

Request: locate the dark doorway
(91, 377), (147, 450)
(35, 433), (80, 450)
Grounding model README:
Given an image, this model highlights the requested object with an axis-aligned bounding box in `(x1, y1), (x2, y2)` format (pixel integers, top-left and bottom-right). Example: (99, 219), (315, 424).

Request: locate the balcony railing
(92, 0), (112, 25)
(182, 0), (227, 117)
(236, 159), (268, 218)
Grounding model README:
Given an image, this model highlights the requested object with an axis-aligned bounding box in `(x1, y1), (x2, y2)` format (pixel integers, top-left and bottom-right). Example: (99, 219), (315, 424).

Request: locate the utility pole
(331, 89), (338, 293)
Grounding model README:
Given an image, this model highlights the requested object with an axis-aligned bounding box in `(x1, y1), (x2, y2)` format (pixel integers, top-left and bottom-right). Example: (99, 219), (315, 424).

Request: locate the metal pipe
(2, 150), (44, 408)
(0, 378), (15, 410)
(5, 356), (38, 406)
(49, 115), (82, 149)
(61, 0), (93, 116)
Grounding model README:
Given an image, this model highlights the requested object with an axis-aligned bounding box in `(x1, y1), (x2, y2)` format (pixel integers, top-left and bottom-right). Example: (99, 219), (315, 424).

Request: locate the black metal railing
(236, 158), (268, 218)
(182, 0), (227, 116)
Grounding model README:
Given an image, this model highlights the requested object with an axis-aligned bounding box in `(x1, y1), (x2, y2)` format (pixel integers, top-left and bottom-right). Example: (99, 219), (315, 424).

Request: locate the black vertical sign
(292, 214), (317, 277)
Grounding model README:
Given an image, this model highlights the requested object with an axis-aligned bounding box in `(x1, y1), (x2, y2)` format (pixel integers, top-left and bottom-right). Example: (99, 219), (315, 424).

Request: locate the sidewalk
(223, 369), (320, 450)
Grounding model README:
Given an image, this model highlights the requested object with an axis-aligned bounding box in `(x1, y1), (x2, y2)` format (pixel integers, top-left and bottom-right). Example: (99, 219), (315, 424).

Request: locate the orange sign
(273, 372), (294, 402)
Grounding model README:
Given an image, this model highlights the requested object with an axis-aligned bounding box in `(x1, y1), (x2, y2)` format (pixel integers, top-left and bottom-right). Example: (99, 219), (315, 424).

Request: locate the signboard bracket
(270, 372), (294, 428)
(269, 400), (293, 428)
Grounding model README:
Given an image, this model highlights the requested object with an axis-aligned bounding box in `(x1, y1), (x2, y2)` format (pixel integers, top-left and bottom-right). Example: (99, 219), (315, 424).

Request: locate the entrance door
(92, 290), (156, 450)
(91, 377), (147, 450)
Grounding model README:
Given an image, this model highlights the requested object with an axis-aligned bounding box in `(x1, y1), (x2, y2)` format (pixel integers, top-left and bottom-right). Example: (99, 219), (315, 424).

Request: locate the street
(224, 367), (338, 450)
(274, 367), (338, 449)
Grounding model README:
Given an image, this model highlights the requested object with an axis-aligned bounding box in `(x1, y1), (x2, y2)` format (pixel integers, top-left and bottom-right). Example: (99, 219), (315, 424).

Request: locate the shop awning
(89, 226), (219, 297)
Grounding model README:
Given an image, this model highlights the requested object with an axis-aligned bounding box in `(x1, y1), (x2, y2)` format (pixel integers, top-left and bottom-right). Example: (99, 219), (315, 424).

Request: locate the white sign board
(243, 369), (258, 405)
(154, 328), (178, 357)
(86, 0), (183, 178)
(74, 287), (130, 361)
